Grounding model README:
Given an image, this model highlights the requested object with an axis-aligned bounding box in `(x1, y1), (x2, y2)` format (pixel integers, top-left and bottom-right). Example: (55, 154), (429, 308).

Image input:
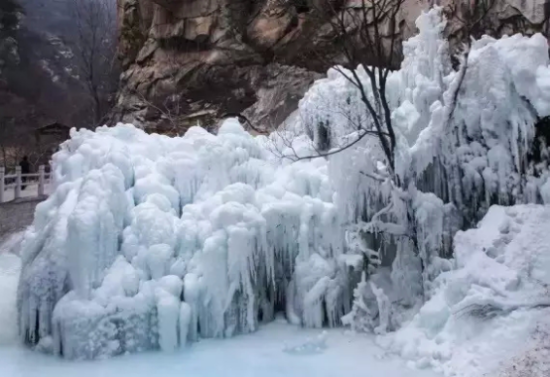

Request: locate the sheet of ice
(0, 319), (439, 377)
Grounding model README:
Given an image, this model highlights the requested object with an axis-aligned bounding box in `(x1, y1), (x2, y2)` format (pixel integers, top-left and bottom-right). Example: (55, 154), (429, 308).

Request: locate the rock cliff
(113, 0), (549, 134)
(0, 0), (92, 147)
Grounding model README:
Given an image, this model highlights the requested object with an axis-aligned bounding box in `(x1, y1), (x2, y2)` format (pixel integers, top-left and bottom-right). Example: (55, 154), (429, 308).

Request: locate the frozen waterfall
(17, 8), (550, 360)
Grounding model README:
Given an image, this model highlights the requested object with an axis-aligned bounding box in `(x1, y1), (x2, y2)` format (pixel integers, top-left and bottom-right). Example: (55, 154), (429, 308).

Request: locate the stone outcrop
(113, 0), (549, 134)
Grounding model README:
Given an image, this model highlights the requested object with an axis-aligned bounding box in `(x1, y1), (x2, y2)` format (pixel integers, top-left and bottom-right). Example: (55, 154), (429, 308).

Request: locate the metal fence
(0, 165), (51, 203)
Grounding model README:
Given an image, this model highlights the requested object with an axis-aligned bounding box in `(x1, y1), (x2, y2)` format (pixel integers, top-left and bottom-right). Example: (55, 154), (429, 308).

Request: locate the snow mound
(378, 205), (550, 377)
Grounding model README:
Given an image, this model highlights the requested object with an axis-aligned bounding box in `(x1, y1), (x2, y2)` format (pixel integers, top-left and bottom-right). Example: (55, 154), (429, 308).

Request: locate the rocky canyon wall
(113, 0), (549, 134)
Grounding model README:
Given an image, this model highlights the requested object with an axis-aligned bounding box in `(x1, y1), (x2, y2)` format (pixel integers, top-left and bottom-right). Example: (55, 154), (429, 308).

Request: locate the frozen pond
(0, 246), (436, 377)
(0, 320), (438, 377)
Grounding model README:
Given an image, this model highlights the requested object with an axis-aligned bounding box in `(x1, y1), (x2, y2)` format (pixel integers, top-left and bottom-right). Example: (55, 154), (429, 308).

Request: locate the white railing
(0, 165), (51, 203)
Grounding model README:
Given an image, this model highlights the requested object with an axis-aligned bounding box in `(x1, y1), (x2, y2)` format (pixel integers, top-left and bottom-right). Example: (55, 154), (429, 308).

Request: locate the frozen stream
(0, 234), (437, 377)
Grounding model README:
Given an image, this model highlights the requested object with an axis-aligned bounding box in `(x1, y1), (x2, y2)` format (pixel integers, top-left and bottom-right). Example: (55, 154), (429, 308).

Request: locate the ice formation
(17, 121), (354, 359)
(299, 6), (550, 333)
(17, 7), (550, 362)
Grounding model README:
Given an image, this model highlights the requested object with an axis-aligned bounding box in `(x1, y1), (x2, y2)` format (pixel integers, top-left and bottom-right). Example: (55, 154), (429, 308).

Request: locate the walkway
(0, 178), (51, 240)
(0, 197), (43, 241)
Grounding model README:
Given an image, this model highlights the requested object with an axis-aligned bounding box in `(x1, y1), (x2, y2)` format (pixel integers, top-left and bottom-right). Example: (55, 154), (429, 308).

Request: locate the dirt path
(0, 199), (42, 241)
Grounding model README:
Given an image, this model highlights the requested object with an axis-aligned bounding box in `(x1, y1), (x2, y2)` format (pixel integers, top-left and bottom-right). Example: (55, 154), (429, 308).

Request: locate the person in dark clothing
(20, 156), (30, 190)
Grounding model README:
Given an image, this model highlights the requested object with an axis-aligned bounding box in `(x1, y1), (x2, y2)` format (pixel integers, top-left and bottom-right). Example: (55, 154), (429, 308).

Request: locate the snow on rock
(297, 7), (550, 343)
(299, 7), (550, 217)
(378, 205), (550, 377)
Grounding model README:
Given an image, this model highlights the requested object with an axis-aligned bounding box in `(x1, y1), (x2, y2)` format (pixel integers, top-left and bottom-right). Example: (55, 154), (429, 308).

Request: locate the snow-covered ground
(0, 234), (437, 377)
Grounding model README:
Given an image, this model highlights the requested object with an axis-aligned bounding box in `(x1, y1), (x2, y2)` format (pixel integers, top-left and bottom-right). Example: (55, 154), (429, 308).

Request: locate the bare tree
(246, 0), (404, 177)
(130, 89), (184, 135)
(69, 0), (119, 127)
(0, 118), (16, 168)
(127, 52), (217, 136)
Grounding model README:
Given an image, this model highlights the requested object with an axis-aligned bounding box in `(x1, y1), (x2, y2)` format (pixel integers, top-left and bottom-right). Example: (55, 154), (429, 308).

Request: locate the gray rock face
(0, 0), (22, 77)
(0, 0), (95, 133)
(113, 0), (549, 133)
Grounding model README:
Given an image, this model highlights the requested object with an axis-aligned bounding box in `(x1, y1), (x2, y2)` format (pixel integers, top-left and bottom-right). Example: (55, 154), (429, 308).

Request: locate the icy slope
(379, 205), (550, 377)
